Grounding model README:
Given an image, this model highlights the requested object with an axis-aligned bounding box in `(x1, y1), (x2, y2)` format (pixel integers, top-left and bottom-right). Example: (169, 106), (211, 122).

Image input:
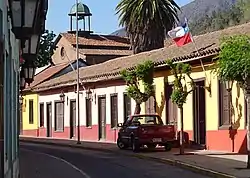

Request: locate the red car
(117, 114), (176, 152)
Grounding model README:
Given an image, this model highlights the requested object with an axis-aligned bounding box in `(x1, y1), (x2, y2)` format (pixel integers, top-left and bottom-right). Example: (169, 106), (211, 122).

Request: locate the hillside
(111, 0), (236, 37)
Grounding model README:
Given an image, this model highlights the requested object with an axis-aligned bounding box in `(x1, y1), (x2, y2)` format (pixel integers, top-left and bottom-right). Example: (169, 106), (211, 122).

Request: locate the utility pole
(76, 0), (81, 144)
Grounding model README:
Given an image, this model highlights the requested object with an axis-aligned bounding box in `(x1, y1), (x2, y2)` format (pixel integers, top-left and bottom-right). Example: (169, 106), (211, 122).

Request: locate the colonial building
(0, 0), (47, 178)
(52, 2), (131, 66)
(21, 22), (250, 154)
(20, 1), (132, 141)
(21, 59), (88, 136)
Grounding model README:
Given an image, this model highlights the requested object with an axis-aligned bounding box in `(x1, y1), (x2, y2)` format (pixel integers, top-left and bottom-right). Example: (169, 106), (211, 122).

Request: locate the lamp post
(224, 80), (234, 152)
(75, 0), (81, 144)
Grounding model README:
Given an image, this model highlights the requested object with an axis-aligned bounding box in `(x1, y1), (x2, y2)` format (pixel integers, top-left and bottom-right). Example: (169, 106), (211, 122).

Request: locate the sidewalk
(19, 136), (250, 178)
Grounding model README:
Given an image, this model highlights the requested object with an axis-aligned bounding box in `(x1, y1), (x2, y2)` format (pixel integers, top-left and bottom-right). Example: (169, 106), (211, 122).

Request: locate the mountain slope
(111, 0), (236, 37)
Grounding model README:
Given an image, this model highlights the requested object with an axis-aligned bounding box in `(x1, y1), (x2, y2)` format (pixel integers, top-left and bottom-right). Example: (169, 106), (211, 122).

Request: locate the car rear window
(132, 116), (163, 125)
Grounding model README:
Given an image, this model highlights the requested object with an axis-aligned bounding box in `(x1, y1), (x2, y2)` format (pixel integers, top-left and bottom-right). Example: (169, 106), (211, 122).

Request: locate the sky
(46, 0), (193, 35)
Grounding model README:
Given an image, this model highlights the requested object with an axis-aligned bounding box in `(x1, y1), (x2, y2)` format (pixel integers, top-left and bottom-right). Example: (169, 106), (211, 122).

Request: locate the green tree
(116, 0), (180, 54)
(166, 60), (195, 154)
(121, 60), (154, 114)
(215, 35), (250, 168)
(35, 30), (56, 67)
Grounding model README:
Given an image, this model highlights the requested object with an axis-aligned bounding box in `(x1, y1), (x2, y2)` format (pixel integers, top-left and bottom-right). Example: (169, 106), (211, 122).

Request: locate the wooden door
(46, 103), (52, 137)
(98, 96), (106, 140)
(69, 100), (76, 139)
(165, 84), (178, 129)
(193, 80), (206, 145)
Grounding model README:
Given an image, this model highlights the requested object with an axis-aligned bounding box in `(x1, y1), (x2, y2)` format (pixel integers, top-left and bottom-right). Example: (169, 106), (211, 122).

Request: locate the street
(20, 143), (211, 178)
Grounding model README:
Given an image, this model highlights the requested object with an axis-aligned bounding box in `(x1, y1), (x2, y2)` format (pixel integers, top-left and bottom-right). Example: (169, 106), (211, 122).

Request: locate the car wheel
(164, 142), (172, 151)
(147, 144), (157, 149)
(117, 137), (127, 149)
(131, 137), (140, 152)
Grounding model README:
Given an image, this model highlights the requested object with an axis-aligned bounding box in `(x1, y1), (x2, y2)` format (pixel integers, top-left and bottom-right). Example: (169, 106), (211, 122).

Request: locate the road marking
(21, 148), (91, 178)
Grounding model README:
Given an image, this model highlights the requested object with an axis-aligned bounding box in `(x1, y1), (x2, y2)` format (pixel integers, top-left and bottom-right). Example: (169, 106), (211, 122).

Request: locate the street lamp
(22, 59), (36, 85)
(19, 96), (24, 105)
(59, 91), (65, 102)
(10, 0), (40, 39)
(21, 34), (39, 85)
(86, 88), (92, 100)
(22, 34), (40, 55)
(20, 68), (26, 90)
(224, 80), (234, 92)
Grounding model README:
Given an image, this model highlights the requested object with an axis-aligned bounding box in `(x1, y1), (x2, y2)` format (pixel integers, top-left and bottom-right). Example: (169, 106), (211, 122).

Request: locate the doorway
(192, 80), (206, 146)
(98, 96), (106, 140)
(46, 102), (52, 137)
(69, 100), (76, 139)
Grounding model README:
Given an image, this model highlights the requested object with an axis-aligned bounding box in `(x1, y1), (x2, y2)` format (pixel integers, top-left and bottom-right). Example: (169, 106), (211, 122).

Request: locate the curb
(20, 138), (236, 178)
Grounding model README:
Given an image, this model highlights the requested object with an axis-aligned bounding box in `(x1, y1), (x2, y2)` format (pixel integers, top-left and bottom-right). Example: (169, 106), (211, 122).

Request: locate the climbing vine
(166, 60), (195, 108)
(121, 60), (155, 114)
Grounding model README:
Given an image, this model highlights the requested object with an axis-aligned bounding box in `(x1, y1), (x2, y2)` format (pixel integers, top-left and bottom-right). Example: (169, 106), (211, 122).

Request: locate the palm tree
(116, 0), (180, 54)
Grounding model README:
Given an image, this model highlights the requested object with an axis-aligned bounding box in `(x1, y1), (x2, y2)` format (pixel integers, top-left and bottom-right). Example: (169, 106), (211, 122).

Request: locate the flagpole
(185, 18), (210, 87)
(76, 0), (81, 145)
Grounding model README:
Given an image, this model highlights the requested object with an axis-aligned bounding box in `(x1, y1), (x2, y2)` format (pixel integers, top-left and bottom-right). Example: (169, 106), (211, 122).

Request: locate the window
(39, 103), (44, 127)
(218, 80), (231, 127)
(123, 93), (131, 121)
(55, 102), (64, 131)
(110, 94), (118, 128)
(132, 115), (163, 125)
(29, 99), (34, 124)
(86, 98), (92, 127)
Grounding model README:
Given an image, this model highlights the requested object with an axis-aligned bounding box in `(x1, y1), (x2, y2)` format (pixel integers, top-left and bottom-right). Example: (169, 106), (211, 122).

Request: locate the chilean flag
(167, 22), (193, 47)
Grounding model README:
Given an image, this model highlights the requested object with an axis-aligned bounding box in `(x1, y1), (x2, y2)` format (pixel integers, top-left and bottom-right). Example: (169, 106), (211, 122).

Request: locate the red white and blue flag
(167, 21), (193, 47)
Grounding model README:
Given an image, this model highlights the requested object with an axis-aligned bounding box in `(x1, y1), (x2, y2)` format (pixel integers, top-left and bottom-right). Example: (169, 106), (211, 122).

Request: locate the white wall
(39, 84), (136, 128)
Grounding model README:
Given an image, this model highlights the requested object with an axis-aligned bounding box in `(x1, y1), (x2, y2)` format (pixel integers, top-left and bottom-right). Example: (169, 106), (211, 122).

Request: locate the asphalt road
(20, 143), (211, 178)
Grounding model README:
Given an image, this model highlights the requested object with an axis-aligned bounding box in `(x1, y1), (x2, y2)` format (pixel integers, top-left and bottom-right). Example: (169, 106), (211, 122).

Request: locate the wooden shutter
(29, 100), (34, 124)
(124, 94), (131, 120)
(86, 98), (92, 127)
(39, 103), (44, 127)
(55, 102), (64, 131)
(219, 81), (230, 126)
(145, 96), (156, 114)
(111, 94), (118, 128)
(166, 85), (178, 125)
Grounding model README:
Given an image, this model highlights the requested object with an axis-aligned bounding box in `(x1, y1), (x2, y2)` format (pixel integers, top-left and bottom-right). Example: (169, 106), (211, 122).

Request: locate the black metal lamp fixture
(22, 34), (40, 55)
(19, 95), (24, 105)
(20, 68), (26, 90)
(86, 88), (92, 100)
(21, 34), (39, 85)
(22, 58), (36, 85)
(224, 80), (234, 92)
(10, 0), (40, 39)
(59, 91), (65, 102)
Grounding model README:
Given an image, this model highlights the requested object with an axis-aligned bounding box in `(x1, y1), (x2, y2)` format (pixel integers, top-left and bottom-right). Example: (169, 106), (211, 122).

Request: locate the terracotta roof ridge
(191, 22), (250, 39)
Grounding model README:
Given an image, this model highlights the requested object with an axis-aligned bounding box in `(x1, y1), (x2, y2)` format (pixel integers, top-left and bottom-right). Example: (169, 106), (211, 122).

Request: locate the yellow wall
(22, 93), (39, 130)
(145, 64), (246, 131)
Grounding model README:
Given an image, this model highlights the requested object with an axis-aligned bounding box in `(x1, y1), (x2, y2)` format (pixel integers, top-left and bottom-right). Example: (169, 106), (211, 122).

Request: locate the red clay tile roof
(78, 48), (132, 56)
(61, 33), (130, 47)
(24, 62), (70, 91)
(33, 22), (250, 91)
